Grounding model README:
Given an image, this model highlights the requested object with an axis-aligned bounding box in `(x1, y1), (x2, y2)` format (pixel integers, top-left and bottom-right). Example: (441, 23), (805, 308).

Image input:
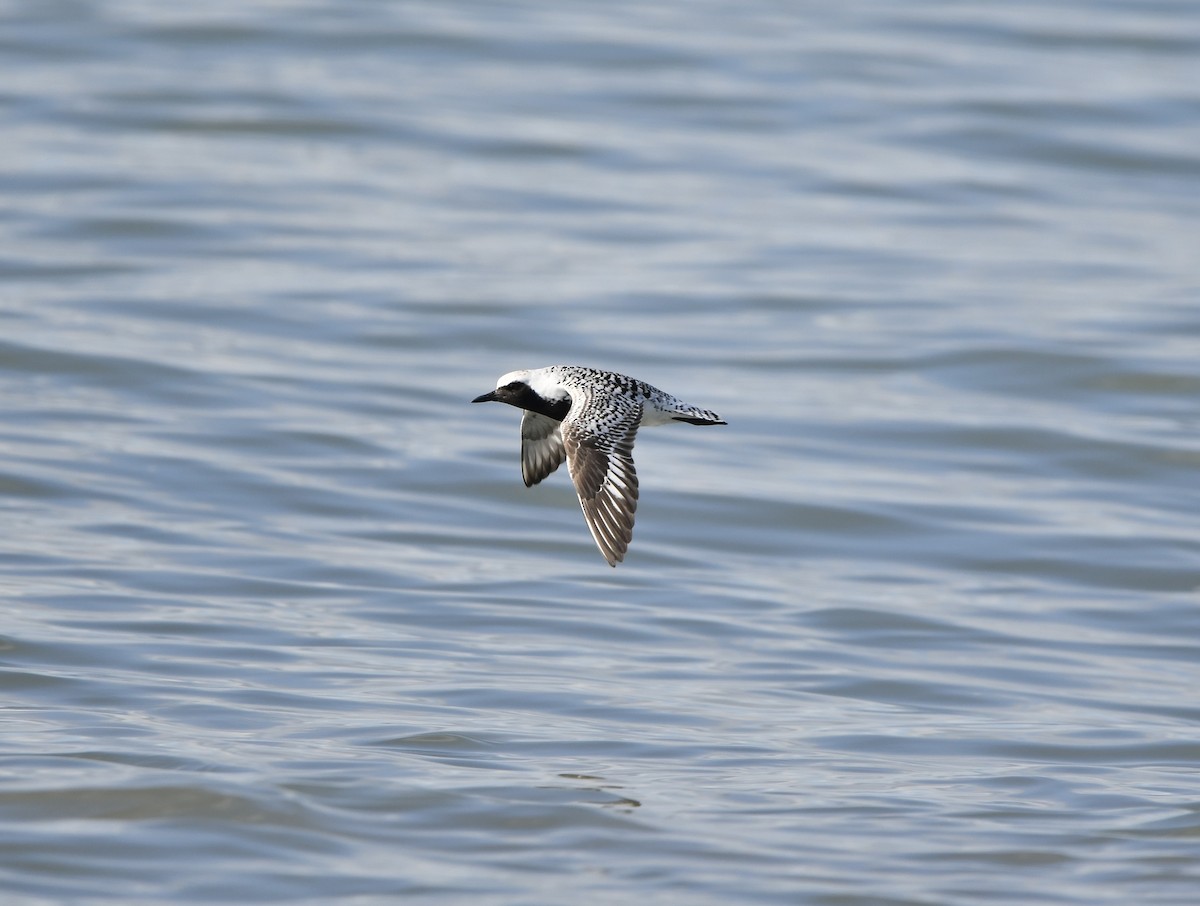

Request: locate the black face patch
(535, 394), (571, 421)
(497, 382), (571, 421)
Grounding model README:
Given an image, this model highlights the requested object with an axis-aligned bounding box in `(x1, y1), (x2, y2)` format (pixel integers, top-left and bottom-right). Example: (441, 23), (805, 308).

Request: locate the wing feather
(563, 401), (641, 566)
(520, 410), (565, 487)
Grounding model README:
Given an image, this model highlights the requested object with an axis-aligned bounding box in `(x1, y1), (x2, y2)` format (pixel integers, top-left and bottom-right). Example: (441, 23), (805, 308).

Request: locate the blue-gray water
(3, 2), (1199, 903)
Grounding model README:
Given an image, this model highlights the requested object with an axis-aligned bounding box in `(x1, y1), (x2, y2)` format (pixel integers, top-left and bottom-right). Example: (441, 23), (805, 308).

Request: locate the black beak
(471, 391), (498, 404)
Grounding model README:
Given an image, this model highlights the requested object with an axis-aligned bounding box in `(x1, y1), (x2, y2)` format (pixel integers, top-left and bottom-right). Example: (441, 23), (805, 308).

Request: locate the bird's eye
(503, 382), (525, 392)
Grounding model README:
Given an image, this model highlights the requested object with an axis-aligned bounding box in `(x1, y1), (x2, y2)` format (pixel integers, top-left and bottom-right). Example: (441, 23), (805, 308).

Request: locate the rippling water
(3, 1), (1199, 903)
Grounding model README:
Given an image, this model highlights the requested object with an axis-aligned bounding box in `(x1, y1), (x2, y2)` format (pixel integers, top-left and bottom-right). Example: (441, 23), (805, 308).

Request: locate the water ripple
(2, 1), (1199, 904)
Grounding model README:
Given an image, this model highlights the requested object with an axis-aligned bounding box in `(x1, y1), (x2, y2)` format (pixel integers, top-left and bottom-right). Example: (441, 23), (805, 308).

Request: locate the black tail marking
(672, 416), (727, 426)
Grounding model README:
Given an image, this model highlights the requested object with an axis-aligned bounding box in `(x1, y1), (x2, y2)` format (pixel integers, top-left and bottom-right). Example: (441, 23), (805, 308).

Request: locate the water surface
(2, 1), (1199, 903)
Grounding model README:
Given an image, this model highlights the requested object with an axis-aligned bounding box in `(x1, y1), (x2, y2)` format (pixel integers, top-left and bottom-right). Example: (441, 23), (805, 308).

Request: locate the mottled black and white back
(472, 365), (726, 566)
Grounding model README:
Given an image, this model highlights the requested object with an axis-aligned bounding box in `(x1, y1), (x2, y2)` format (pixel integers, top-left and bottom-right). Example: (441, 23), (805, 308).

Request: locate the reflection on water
(2, 1), (1199, 903)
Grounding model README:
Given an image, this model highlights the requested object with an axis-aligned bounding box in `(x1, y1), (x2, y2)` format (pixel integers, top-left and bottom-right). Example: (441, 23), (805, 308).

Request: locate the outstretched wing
(562, 400), (641, 566)
(520, 410), (566, 487)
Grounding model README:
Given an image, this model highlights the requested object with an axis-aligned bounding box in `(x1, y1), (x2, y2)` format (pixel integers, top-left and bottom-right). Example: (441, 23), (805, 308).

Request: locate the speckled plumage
(472, 365), (726, 566)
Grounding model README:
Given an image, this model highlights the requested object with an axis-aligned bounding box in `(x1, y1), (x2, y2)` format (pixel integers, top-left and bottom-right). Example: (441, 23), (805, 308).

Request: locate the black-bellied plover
(472, 365), (726, 566)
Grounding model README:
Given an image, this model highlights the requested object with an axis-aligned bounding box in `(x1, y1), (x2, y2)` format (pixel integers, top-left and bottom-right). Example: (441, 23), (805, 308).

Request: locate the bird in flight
(472, 365), (726, 566)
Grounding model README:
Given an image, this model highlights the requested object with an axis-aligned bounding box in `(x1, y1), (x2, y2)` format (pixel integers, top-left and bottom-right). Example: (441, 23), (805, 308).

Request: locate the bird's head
(472, 369), (570, 421)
